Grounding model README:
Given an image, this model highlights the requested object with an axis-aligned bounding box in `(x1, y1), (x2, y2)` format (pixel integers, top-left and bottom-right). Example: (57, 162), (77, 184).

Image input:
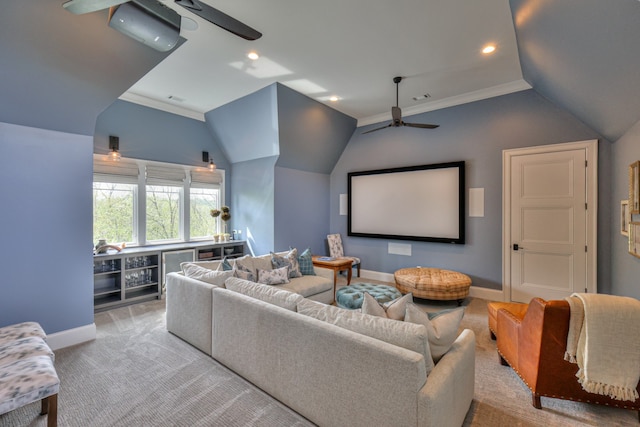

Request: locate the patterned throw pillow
(257, 266), (290, 285)
(297, 247), (315, 276)
(271, 249), (302, 278)
(233, 264), (256, 282)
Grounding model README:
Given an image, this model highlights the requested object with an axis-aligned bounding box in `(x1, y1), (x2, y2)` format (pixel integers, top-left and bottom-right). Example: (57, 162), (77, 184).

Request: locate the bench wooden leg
(532, 393), (541, 409)
(41, 394), (58, 427)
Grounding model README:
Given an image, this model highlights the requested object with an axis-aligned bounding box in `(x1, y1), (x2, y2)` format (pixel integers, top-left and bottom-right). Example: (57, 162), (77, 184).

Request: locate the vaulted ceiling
(1, 1), (639, 142)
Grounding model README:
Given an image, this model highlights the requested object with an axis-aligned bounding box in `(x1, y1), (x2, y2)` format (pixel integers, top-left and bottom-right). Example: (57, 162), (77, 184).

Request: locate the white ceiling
(120, 0), (530, 125)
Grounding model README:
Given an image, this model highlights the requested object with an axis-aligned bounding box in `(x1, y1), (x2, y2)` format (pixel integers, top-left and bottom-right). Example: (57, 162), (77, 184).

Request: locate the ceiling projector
(108, 0), (181, 52)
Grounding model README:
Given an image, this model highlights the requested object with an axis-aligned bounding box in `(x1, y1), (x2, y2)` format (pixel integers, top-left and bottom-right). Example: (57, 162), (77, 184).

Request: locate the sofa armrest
(496, 308), (523, 367)
(418, 329), (475, 427)
(165, 272), (217, 355)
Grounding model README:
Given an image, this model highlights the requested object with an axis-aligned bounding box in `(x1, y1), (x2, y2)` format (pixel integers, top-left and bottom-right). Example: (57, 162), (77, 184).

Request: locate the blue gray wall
(274, 167), (330, 253)
(611, 120), (640, 299)
(205, 83), (355, 255)
(0, 2), (175, 136)
(232, 157), (277, 256)
(332, 89), (610, 290)
(0, 123), (94, 334)
(95, 100), (231, 199)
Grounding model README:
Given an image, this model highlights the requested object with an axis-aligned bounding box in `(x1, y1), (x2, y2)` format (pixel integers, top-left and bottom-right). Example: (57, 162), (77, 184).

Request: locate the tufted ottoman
(394, 267), (471, 305)
(335, 283), (402, 309)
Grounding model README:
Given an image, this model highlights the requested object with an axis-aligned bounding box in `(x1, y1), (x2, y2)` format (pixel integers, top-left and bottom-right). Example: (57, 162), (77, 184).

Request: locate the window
(190, 187), (220, 238)
(93, 182), (137, 244)
(93, 155), (224, 246)
(146, 184), (181, 242)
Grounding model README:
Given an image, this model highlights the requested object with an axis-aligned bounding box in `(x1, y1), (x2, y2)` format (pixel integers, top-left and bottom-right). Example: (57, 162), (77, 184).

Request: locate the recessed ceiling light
(247, 51), (259, 60)
(329, 96), (339, 102)
(482, 44), (496, 54)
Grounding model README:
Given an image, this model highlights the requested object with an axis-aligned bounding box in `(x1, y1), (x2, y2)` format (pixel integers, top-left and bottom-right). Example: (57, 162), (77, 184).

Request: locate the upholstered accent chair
(327, 233), (361, 277)
(494, 297), (640, 420)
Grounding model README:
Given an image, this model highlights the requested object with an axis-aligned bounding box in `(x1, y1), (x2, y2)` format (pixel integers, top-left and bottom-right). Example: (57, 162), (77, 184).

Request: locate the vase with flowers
(210, 206), (231, 241)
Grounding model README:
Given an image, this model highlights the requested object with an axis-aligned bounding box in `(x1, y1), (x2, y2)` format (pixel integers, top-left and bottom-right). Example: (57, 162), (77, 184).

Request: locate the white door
(503, 141), (597, 303)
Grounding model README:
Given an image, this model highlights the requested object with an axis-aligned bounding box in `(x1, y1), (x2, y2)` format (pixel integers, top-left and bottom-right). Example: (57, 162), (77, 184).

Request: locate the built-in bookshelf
(93, 240), (245, 311)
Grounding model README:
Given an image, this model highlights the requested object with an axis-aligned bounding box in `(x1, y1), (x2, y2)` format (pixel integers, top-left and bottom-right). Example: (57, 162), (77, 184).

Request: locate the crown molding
(357, 79), (532, 127)
(119, 91), (206, 122)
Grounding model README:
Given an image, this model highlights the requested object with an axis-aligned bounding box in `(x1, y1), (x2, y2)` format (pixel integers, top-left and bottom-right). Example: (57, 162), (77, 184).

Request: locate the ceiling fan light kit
(363, 76), (439, 135)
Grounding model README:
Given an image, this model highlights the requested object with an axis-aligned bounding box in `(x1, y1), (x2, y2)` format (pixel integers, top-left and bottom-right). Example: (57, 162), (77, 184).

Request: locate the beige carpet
(1, 280), (638, 426)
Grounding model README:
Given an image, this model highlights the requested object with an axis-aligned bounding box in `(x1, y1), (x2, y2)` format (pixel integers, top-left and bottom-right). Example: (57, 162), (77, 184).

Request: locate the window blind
(93, 156), (139, 183)
(146, 164), (186, 185)
(190, 169), (222, 187)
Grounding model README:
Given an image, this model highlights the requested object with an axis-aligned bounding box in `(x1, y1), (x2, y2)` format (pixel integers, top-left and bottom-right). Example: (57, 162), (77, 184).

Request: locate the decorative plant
(220, 206), (231, 233)
(211, 206), (231, 233)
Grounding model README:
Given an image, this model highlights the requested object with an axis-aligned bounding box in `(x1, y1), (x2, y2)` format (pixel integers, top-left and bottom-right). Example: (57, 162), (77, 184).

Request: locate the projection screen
(348, 161), (465, 244)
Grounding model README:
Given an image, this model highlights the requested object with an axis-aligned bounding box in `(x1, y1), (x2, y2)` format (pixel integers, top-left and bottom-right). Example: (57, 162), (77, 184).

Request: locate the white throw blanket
(565, 293), (640, 401)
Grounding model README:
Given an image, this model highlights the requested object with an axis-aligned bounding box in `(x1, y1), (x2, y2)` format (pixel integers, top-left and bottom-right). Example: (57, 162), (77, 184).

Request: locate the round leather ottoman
(394, 267), (471, 305)
(335, 283), (402, 309)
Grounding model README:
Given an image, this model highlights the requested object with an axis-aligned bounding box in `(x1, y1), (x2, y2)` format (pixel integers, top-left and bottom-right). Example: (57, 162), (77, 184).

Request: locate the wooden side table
(312, 256), (353, 295)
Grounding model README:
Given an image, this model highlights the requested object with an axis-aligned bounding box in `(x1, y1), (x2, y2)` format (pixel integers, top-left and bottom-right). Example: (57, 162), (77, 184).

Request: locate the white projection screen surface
(348, 162), (465, 244)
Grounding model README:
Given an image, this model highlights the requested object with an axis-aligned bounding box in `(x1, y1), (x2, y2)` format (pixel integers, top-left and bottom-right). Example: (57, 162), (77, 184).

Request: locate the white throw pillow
(297, 299), (434, 374)
(257, 266), (290, 285)
(404, 303), (465, 362)
(182, 263), (234, 286)
(361, 292), (413, 320)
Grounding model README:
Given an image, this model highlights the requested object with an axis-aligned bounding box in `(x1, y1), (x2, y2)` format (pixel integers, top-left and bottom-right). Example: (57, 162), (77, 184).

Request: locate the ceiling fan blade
(404, 122), (440, 129)
(175, 0), (262, 40)
(63, 0), (129, 14)
(362, 123), (392, 134)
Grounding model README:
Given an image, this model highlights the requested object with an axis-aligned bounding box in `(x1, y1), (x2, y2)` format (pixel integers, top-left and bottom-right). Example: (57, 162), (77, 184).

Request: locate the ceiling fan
(62, 0), (262, 41)
(362, 76), (439, 134)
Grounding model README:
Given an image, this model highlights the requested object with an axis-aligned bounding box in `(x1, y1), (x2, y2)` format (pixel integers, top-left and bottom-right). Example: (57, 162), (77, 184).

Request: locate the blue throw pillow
(298, 247), (315, 276)
(221, 256), (233, 271)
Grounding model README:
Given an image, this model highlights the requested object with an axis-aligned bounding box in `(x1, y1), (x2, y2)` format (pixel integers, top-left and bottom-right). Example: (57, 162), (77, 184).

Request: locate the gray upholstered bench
(0, 322), (59, 427)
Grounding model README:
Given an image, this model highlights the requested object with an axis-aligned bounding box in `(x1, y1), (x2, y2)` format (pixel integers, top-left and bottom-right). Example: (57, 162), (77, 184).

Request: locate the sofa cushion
(182, 263), (234, 286)
(297, 248), (315, 275)
(404, 304), (465, 362)
(279, 275), (333, 298)
(257, 266), (290, 285)
(224, 277), (303, 311)
(271, 248), (302, 278)
(297, 299), (434, 374)
(361, 292), (413, 320)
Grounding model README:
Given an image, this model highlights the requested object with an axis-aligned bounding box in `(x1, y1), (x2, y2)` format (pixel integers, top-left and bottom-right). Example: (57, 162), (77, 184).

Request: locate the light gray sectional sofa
(166, 253), (476, 427)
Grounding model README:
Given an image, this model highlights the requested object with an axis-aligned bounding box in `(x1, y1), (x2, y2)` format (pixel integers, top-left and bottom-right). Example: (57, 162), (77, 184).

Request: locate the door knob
(513, 243), (524, 251)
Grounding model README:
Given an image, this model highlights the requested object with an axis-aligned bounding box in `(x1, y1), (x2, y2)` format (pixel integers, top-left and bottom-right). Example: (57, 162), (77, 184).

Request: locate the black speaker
(108, 0), (181, 52)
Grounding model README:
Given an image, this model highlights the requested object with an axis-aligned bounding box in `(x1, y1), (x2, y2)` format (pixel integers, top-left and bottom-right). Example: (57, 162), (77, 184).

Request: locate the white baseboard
(468, 286), (503, 301)
(47, 323), (96, 351)
(361, 269), (503, 302)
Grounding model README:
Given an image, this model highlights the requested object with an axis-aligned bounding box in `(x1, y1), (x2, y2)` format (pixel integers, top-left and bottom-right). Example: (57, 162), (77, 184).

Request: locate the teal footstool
(336, 283), (402, 309)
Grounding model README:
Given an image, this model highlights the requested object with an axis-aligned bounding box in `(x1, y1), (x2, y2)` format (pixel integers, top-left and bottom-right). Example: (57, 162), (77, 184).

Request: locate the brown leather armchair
(495, 297), (640, 419)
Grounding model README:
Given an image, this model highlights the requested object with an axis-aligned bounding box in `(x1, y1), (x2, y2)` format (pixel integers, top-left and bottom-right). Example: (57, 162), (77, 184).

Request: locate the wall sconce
(109, 136), (122, 161)
(202, 151), (216, 171)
